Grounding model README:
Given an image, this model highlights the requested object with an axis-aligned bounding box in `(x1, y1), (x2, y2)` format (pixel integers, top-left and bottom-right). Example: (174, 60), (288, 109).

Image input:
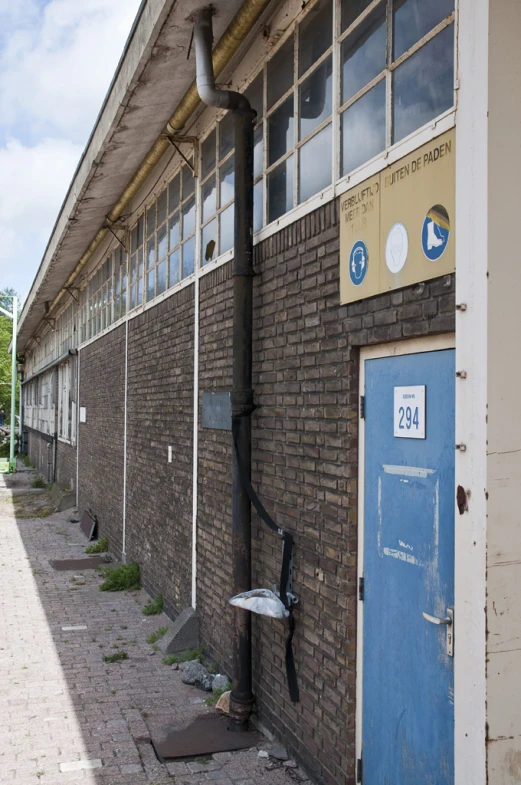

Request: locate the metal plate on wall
(202, 392), (231, 430)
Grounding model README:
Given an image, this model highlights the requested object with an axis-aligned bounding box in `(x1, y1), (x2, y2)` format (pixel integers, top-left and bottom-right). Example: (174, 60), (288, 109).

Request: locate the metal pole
(229, 103), (255, 731)
(9, 297), (18, 471)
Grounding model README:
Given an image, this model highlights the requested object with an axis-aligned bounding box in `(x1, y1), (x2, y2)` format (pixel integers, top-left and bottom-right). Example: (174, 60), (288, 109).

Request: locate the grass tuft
(205, 684), (232, 705)
(104, 651), (129, 663)
(142, 594), (163, 616)
(99, 562), (140, 592)
(161, 646), (203, 665)
(85, 536), (109, 554)
(31, 474), (46, 489)
(146, 625), (168, 645)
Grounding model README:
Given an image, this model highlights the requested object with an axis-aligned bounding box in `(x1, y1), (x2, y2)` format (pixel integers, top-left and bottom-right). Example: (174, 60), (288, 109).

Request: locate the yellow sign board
(340, 129), (455, 304)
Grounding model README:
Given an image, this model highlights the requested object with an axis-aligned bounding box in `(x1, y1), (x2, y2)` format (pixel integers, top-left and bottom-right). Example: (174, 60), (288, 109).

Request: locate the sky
(0, 0), (142, 305)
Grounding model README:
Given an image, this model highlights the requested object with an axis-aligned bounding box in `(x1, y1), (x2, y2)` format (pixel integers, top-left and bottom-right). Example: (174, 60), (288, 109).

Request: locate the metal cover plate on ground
(50, 556), (107, 571)
(152, 714), (260, 762)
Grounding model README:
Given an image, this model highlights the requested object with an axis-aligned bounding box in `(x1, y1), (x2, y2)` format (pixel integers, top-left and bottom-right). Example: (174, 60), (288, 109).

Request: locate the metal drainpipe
(193, 7), (255, 731)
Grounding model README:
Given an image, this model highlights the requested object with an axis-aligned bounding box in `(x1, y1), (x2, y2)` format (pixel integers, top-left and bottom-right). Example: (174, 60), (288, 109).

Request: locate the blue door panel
(362, 349), (455, 785)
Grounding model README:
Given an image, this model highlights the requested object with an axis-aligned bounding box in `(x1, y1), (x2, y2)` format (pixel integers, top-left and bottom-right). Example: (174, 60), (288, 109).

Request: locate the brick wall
(55, 441), (77, 490)
(78, 325), (126, 557)
(197, 264), (235, 673)
(125, 288), (194, 619)
(26, 427), (54, 483)
(197, 199), (455, 785)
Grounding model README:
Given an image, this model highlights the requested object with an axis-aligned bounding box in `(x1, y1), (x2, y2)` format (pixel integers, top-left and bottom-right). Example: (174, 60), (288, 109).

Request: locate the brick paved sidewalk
(0, 493), (313, 785)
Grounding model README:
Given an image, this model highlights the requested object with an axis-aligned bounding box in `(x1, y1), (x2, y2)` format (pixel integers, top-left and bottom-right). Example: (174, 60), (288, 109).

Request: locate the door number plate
(394, 385), (426, 439)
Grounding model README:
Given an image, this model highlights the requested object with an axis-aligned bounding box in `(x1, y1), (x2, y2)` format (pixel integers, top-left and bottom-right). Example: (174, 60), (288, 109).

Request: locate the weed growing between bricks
(85, 536), (108, 554)
(103, 650), (129, 663)
(142, 594), (163, 615)
(161, 646), (203, 666)
(146, 626), (168, 645)
(99, 562), (140, 591)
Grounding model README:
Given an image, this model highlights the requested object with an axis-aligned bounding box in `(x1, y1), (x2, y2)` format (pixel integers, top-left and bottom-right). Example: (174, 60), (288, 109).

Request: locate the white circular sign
(385, 223), (409, 274)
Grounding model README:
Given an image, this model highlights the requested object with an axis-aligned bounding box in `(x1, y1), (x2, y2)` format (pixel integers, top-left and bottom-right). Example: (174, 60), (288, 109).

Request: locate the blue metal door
(362, 348), (455, 784)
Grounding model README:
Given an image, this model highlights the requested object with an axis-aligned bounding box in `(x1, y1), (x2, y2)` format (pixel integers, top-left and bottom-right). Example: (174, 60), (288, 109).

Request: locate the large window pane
(299, 0), (332, 77)
(394, 0), (454, 60)
(182, 238), (195, 278)
(220, 203), (234, 254)
(157, 190), (167, 226)
(146, 237), (155, 269)
(220, 155), (235, 207)
(201, 130), (216, 179)
(157, 222), (167, 261)
(254, 126), (263, 180)
(168, 250), (180, 286)
(299, 124), (332, 203)
(341, 0), (373, 33)
(393, 25), (454, 143)
(341, 4), (386, 103)
(300, 55), (333, 139)
(219, 112), (235, 160)
(169, 212), (179, 250)
(157, 260), (167, 295)
(202, 175), (216, 221)
(268, 155), (293, 223)
(147, 270), (155, 301)
(267, 36), (294, 109)
(168, 176), (180, 213)
(244, 73), (264, 120)
(268, 96), (294, 165)
(182, 163), (195, 198)
(254, 180), (263, 233)
(342, 79), (385, 175)
(202, 219), (217, 265)
(182, 195), (196, 237)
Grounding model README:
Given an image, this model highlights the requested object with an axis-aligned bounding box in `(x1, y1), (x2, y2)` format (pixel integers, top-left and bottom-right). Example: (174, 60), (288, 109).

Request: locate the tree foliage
(0, 288), (20, 423)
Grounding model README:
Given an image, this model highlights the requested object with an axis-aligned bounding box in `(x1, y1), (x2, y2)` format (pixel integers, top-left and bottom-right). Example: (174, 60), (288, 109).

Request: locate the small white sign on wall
(394, 386), (426, 439)
(79, 407), (87, 423)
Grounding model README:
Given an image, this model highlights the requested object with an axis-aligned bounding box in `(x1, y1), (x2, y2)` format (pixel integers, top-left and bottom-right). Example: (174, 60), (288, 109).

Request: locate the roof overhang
(17, 0), (251, 352)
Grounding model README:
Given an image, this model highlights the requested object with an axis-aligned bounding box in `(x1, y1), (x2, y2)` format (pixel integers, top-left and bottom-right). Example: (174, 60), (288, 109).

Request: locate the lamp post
(0, 296), (18, 473)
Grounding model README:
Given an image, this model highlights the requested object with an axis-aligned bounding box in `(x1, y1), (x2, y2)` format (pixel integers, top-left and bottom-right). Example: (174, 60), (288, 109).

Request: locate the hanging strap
(232, 415), (300, 703)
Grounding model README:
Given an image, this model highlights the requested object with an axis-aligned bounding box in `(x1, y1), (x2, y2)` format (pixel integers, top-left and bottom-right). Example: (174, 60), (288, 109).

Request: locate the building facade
(16, 0), (521, 783)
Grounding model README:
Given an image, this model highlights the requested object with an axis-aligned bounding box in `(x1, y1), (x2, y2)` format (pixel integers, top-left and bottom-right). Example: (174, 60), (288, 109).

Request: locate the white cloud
(0, 137), (83, 299)
(0, 0), (142, 302)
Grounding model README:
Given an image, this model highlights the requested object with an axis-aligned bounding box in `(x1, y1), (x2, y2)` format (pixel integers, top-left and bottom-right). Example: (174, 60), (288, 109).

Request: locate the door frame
(355, 333), (456, 766)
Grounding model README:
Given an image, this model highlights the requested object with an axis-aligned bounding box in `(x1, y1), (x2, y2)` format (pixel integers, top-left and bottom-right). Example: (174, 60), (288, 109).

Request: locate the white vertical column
(454, 1), (488, 783)
(122, 314), (129, 563)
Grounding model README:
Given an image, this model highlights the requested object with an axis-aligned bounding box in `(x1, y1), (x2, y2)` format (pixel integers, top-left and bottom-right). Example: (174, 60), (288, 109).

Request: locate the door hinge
(358, 576), (364, 601)
(360, 395), (365, 419)
(357, 757), (363, 783)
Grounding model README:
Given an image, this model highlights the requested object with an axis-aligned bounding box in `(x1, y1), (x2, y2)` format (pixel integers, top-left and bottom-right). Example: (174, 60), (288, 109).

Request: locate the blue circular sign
(421, 204), (450, 261)
(349, 240), (368, 286)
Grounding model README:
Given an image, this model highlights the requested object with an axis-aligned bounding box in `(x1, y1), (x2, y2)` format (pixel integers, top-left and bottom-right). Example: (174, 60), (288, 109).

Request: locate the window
(339, 0), (455, 175)
(58, 358), (77, 444)
(200, 114), (236, 265)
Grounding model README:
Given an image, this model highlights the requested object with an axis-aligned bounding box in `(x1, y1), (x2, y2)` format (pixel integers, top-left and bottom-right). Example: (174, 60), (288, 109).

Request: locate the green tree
(0, 288), (21, 426)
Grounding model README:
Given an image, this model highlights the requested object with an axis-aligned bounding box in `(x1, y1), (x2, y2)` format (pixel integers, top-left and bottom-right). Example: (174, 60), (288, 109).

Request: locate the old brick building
(15, 0), (521, 783)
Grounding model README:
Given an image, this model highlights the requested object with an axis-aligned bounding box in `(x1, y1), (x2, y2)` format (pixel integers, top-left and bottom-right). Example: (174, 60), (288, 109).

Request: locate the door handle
(422, 612), (452, 625)
(422, 607), (454, 656)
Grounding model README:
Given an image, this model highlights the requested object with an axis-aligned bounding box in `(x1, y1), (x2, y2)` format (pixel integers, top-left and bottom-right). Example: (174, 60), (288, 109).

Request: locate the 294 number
(398, 406), (420, 431)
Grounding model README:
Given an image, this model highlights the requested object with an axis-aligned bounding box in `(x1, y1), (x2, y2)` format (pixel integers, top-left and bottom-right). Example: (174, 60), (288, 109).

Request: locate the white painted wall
(454, 1), (489, 783)
(486, 2), (521, 781)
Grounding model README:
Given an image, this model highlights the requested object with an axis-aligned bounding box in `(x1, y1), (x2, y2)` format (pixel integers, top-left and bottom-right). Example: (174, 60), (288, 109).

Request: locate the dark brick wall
(27, 427), (54, 483)
(197, 265), (234, 673)
(196, 199), (455, 785)
(125, 287), (194, 619)
(78, 325), (126, 557)
(55, 441), (77, 490)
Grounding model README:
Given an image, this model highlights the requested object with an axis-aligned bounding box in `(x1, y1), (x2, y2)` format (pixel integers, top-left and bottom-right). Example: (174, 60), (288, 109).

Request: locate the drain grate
(151, 714), (259, 762)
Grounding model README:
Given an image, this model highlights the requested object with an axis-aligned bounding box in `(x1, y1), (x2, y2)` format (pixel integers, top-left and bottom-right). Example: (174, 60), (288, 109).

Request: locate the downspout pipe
(193, 7), (256, 732)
